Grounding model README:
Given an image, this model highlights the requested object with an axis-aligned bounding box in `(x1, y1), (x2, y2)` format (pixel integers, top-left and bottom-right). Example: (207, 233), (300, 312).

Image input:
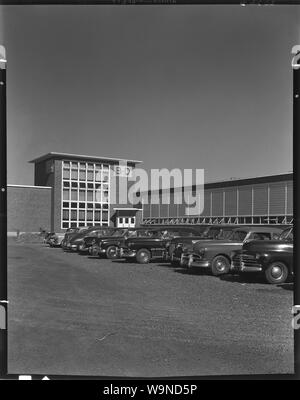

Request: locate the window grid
(61, 160), (111, 229)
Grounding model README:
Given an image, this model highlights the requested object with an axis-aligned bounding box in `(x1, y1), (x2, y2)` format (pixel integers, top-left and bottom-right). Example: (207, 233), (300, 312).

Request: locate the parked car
(120, 226), (205, 264)
(61, 226), (90, 249)
(89, 228), (160, 259)
(77, 227), (119, 254)
(48, 232), (65, 247)
(169, 225), (241, 266)
(64, 226), (115, 252)
(181, 226), (284, 276)
(231, 226), (293, 284)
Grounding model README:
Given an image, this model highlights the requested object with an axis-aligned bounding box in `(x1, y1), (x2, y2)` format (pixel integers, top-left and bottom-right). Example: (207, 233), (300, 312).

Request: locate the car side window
(249, 232), (271, 240)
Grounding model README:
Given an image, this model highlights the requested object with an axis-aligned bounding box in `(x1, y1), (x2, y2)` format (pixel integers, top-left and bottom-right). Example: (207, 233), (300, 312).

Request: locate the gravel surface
(7, 240), (294, 377)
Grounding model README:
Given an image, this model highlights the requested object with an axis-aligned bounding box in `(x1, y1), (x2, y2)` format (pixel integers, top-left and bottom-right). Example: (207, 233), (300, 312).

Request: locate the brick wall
(7, 185), (52, 233)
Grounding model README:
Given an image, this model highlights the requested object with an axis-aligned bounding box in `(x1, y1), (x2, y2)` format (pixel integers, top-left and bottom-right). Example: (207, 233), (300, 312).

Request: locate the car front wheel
(106, 246), (119, 259)
(265, 262), (289, 284)
(136, 249), (151, 264)
(211, 255), (230, 276)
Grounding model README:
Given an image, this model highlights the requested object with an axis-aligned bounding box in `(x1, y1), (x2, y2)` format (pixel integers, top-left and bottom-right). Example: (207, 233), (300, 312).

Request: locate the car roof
(232, 226), (283, 233)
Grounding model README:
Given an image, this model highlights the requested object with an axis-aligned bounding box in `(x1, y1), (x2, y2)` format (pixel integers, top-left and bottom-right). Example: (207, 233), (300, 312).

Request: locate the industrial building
(7, 152), (293, 234)
(142, 173), (293, 226)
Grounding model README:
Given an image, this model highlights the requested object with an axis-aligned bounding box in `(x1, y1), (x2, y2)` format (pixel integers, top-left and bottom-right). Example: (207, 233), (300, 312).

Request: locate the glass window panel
(70, 222), (77, 227)
(102, 211), (108, 221)
(63, 202), (69, 208)
(103, 204), (108, 210)
(79, 202), (85, 208)
(63, 222), (69, 228)
(71, 182), (78, 188)
(79, 170), (86, 180)
(63, 189), (70, 200)
(87, 191), (93, 201)
(125, 218), (129, 224)
(62, 210), (69, 220)
(79, 182), (86, 188)
(79, 190), (85, 201)
(87, 183), (93, 189)
(71, 162), (78, 169)
(71, 169), (78, 180)
(63, 169), (70, 179)
(63, 161), (70, 168)
(87, 163), (94, 169)
(131, 218), (135, 224)
(71, 210), (77, 221)
(63, 181), (70, 188)
(71, 190), (78, 201)
(80, 163), (86, 169)
(102, 173), (109, 182)
(87, 203), (93, 209)
(95, 171), (101, 181)
(95, 203), (102, 209)
(71, 202), (77, 208)
(87, 171), (94, 181)
(87, 210), (93, 221)
(79, 210), (85, 221)
(79, 222), (85, 227)
(94, 190), (101, 203)
(94, 211), (101, 221)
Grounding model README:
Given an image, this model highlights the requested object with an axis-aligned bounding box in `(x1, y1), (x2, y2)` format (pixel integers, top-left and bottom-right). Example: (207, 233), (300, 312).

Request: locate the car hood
(242, 240), (293, 252)
(193, 239), (235, 251)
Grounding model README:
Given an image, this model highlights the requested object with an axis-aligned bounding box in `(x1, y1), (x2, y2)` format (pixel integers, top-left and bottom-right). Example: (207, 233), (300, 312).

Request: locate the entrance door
(117, 217), (136, 228)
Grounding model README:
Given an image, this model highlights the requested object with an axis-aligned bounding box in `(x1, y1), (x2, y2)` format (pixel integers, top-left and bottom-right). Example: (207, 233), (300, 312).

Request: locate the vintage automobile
(181, 226), (284, 276)
(169, 225), (241, 266)
(64, 226), (115, 252)
(88, 228), (157, 259)
(231, 226), (293, 284)
(120, 226), (204, 264)
(77, 228), (122, 255)
(61, 226), (90, 249)
(48, 232), (65, 247)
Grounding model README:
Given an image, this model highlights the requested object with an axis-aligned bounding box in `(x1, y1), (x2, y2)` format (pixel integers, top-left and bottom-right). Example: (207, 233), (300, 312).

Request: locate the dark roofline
(28, 152), (142, 165)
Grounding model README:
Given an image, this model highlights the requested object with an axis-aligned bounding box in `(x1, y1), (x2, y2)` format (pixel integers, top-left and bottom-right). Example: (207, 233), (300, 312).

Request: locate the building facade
(26, 152), (142, 232)
(142, 173), (293, 225)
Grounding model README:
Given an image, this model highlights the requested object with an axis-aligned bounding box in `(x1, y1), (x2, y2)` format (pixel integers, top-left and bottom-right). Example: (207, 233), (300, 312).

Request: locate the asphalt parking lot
(8, 239), (294, 377)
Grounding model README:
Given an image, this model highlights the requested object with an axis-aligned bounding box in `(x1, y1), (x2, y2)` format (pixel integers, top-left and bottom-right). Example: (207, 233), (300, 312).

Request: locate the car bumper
(181, 254), (211, 268)
(231, 263), (263, 273)
(120, 248), (136, 258)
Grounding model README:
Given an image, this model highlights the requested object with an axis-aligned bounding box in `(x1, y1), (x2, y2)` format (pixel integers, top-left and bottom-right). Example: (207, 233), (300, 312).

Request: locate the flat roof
(28, 152), (143, 165)
(7, 184), (52, 189)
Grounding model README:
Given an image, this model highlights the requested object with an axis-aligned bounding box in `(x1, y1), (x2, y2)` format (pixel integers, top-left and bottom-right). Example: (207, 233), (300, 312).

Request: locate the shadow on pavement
(277, 282), (294, 291)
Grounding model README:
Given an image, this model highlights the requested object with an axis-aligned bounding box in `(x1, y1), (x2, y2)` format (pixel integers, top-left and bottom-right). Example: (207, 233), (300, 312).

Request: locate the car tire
(106, 246), (119, 259)
(136, 249), (151, 264)
(211, 255), (230, 276)
(265, 262), (289, 284)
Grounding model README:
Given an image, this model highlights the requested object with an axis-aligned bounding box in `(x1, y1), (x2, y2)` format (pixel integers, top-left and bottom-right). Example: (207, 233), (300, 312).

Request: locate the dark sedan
(231, 226), (293, 284)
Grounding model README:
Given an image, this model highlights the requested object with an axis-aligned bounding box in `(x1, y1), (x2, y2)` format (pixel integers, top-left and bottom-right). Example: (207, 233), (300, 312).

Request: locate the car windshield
(216, 229), (234, 240)
(112, 229), (127, 237)
(279, 227), (293, 241)
(228, 230), (248, 242)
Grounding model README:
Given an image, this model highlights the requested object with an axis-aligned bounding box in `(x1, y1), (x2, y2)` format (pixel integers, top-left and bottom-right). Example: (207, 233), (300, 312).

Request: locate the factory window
(61, 160), (111, 228)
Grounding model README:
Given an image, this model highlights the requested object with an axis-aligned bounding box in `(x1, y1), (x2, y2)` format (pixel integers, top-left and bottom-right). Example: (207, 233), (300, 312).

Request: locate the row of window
(62, 202), (109, 209)
(63, 189), (109, 202)
(63, 161), (110, 170)
(63, 169), (109, 182)
(62, 222), (109, 228)
(62, 209), (109, 221)
(63, 181), (109, 189)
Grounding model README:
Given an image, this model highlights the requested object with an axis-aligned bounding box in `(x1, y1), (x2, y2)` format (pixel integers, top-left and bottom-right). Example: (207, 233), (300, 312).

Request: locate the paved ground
(7, 239), (294, 377)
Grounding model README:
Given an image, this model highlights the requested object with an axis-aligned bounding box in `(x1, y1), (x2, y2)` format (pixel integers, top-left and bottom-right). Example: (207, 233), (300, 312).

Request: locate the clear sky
(0, 5), (298, 185)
